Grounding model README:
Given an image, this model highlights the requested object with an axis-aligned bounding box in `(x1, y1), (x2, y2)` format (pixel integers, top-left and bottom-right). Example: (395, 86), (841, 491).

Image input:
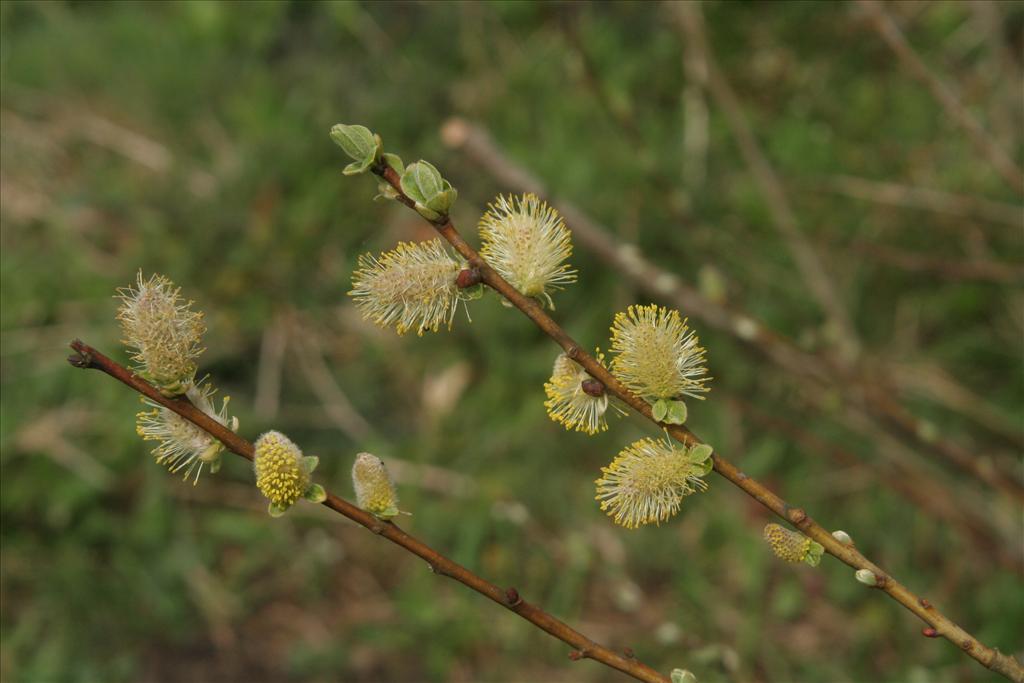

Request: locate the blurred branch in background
(440, 118), (1024, 512)
(67, 340), (673, 683)
(856, 0), (1024, 194)
(671, 1), (862, 365)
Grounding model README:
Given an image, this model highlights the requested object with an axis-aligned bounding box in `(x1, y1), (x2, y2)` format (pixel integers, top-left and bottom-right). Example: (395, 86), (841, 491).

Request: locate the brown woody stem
(370, 164), (1024, 682)
(67, 339), (670, 683)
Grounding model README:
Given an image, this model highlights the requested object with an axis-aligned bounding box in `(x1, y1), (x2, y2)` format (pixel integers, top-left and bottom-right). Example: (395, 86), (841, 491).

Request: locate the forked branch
(369, 162), (1024, 682)
(67, 339), (671, 683)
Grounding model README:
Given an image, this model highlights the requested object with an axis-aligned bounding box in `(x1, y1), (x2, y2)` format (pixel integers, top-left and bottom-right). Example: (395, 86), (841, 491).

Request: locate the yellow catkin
(763, 523), (812, 563)
(349, 239), (465, 336)
(609, 304), (710, 402)
(254, 431), (310, 508)
(478, 194), (576, 309)
(116, 271), (205, 390)
(135, 380), (233, 485)
(595, 438), (709, 529)
(543, 351), (621, 435)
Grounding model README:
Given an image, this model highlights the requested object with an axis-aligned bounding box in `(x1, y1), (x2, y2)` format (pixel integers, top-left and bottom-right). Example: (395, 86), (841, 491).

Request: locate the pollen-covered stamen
(478, 193), (576, 309)
(594, 438), (710, 529)
(349, 239), (472, 336)
(763, 523), (825, 566)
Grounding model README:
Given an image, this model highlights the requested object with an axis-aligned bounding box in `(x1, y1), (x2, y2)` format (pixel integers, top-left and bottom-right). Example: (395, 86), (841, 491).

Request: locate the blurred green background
(2, 1), (1022, 682)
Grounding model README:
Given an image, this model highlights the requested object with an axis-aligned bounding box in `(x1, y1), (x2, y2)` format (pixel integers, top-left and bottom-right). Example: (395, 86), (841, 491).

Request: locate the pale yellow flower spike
(609, 304), (711, 402)
(543, 350), (624, 435)
(117, 271), (206, 394)
(352, 453), (402, 519)
(254, 431), (311, 510)
(478, 193), (576, 309)
(135, 380), (236, 485)
(595, 437), (710, 529)
(349, 239), (467, 336)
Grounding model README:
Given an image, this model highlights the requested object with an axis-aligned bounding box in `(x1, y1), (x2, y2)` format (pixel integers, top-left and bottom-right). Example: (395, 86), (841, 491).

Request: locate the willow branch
(370, 163), (1024, 682)
(857, 0), (1024, 194)
(440, 118), (1024, 505)
(66, 339), (671, 683)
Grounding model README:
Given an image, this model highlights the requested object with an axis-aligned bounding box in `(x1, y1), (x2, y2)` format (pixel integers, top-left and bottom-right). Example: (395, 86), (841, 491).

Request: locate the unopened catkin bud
(832, 529), (853, 545)
(855, 569), (879, 586)
(352, 453), (401, 519)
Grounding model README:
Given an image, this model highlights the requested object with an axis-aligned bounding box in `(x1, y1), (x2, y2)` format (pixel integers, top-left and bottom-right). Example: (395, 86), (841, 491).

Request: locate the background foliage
(2, 2), (1021, 681)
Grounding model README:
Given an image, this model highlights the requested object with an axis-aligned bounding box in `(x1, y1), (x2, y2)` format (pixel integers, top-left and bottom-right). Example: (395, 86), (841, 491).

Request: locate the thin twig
(439, 118), (1024, 504)
(67, 340), (670, 683)
(856, 0), (1024, 194)
(368, 160), (1024, 682)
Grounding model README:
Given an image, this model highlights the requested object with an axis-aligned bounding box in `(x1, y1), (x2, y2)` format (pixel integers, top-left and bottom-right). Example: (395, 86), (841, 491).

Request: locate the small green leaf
(268, 502), (288, 518)
(330, 124), (377, 163)
(401, 160), (443, 205)
(382, 152), (404, 175)
(698, 458), (714, 475)
(688, 444), (713, 463)
(652, 399), (669, 422)
(377, 505), (400, 519)
(208, 457), (221, 474)
(343, 159), (374, 176)
(804, 541), (825, 567)
(460, 283), (485, 301)
(303, 483), (327, 503)
(666, 400), (688, 425)
(413, 203), (442, 222)
(424, 187), (457, 213)
(301, 455), (319, 474)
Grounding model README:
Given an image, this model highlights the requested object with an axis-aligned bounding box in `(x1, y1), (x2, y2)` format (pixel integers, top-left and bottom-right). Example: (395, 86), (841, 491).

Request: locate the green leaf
(382, 152), (404, 175)
(377, 505), (400, 520)
(343, 158), (374, 176)
(688, 443), (713, 463)
(267, 502), (288, 518)
(665, 400), (688, 425)
(460, 283), (484, 301)
(804, 541), (825, 567)
(330, 123), (377, 163)
(301, 455), (319, 474)
(401, 160), (443, 205)
(698, 458), (714, 475)
(424, 187), (457, 213)
(413, 203), (442, 222)
(303, 483), (327, 503)
(652, 399), (669, 422)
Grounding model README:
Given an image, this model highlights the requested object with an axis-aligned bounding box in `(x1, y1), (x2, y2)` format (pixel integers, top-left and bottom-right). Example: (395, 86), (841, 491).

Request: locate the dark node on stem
(67, 340), (92, 368)
(568, 650), (584, 661)
(565, 345), (582, 360)
(919, 597), (932, 609)
(370, 522), (387, 535)
(581, 379), (606, 397)
(623, 647), (635, 659)
(962, 640), (974, 652)
(922, 628), (939, 638)
(788, 507), (807, 525)
(504, 587), (522, 606)
(456, 268), (483, 288)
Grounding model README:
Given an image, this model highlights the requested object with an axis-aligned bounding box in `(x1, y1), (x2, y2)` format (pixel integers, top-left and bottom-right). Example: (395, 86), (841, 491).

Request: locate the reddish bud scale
(456, 268), (482, 288)
(581, 378), (606, 397)
(922, 628), (939, 638)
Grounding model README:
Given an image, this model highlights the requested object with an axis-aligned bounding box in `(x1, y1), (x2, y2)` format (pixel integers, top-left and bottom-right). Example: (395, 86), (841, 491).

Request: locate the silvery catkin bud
(352, 453), (401, 519)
